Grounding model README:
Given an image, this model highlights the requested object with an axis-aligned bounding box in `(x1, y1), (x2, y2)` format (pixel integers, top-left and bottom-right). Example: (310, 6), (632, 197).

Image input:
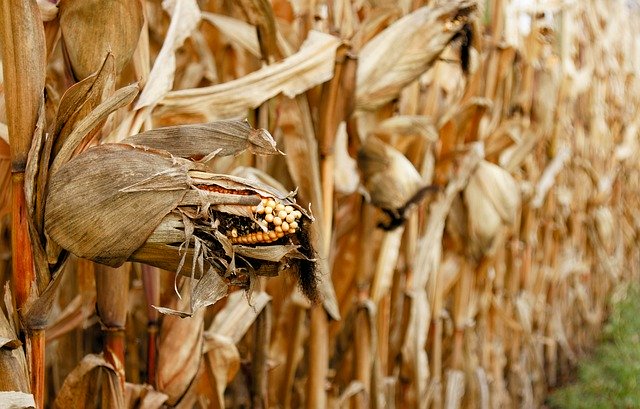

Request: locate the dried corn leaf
(50, 82), (139, 175)
(374, 115), (439, 142)
(158, 31), (341, 120)
(207, 290), (271, 343)
(235, 0), (280, 61)
(356, 1), (476, 110)
(124, 383), (168, 409)
(123, 119), (280, 159)
(134, 0), (201, 109)
(201, 12), (261, 58)
(157, 302), (204, 405)
(54, 354), (124, 409)
(59, 0), (143, 80)
(531, 146), (571, 208)
(0, 305), (29, 393)
(202, 333), (241, 407)
(37, 0), (58, 22)
(51, 54), (116, 150)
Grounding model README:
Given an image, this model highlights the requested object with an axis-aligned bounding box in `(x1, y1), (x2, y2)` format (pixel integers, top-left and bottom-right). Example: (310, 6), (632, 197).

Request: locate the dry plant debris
(0, 0), (639, 408)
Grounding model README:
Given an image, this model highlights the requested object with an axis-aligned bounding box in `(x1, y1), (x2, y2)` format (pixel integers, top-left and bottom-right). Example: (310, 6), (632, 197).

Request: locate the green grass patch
(547, 286), (640, 408)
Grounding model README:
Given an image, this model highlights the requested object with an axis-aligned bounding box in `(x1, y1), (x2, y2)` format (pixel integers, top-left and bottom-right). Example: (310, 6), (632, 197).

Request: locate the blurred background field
(2, 0), (640, 408)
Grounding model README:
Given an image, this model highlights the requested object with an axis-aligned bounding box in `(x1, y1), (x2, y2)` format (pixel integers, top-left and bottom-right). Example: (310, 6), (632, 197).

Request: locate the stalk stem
(11, 174), (35, 310)
(105, 328), (126, 388)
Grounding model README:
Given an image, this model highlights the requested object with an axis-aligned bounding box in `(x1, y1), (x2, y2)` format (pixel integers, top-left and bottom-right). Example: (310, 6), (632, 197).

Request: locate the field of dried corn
(1, 0), (640, 408)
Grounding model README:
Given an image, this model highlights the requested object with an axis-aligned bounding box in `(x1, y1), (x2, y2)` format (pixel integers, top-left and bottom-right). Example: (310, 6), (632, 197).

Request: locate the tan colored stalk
(94, 264), (129, 386)
(141, 264), (161, 386)
(251, 302), (272, 408)
(0, 1), (46, 407)
(307, 305), (328, 409)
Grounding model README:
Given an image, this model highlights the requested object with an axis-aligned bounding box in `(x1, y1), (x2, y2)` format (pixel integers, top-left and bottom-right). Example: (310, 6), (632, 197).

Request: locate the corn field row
(1, 0), (639, 408)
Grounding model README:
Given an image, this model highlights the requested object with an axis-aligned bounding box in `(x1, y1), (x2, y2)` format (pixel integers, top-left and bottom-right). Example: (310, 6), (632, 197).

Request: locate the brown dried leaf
(202, 333), (241, 407)
(157, 302), (204, 405)
(201, 12), (261, 58)
(134, 0), (201, 109)
(158, 31), (341, 120)
(207, 291), (271, 343)
(45, 144), (192, 266)
(0, 306), (29, 393)
(124, 383), (168, 409)
(51, 53), (117, 170)
(356, 1), (476, 109)
(59, 0), (143, 80)
(235, 0), (280, 61)
(123, 120), (280, 159)
(54, 354), (124, 409)
(50, 82), (139, 175)
(358, 136), (432, 228)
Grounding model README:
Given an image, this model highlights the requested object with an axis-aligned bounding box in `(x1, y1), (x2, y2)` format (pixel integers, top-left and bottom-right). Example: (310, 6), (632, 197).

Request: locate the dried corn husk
(45, 120), (319, 307)
(358, 135), (433, 229)
(157, 297), (204, 405)
(0, 299), (29, 393)
(59, 0), (143, 80)
(53, 354), (124, 408)
(356, 0), (477, 110)
(463, 160), (520, 257)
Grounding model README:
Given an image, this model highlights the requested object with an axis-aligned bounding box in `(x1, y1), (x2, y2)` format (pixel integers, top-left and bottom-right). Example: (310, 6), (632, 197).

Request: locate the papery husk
(54, 354), (125, 409)
(124, 383), (168, 408)
(0, 302), (29, 393)
(356, 0), (477, 110)
(358, 135), (432, 229)
(157, 297), (204, 405)
(463, 160), (520, 257)
(45, 121), (319, 306)
(123, 119), (280, 159)
(59, 0), (144, 80)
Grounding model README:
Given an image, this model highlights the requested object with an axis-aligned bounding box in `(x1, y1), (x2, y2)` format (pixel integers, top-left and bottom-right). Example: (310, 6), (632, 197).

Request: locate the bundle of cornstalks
(1, 0), (639, 408)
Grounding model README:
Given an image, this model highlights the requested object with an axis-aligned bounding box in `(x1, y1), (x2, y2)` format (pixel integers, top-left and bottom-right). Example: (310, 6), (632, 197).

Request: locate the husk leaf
(59, 0), (143, 80)
(356, 0), (477, 110)
(123, 119), (280, 159)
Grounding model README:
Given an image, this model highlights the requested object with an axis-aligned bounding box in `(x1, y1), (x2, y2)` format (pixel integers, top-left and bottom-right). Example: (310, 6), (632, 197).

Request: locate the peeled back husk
(463, 160), (520, 257)
(45, 121), (319, 303)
